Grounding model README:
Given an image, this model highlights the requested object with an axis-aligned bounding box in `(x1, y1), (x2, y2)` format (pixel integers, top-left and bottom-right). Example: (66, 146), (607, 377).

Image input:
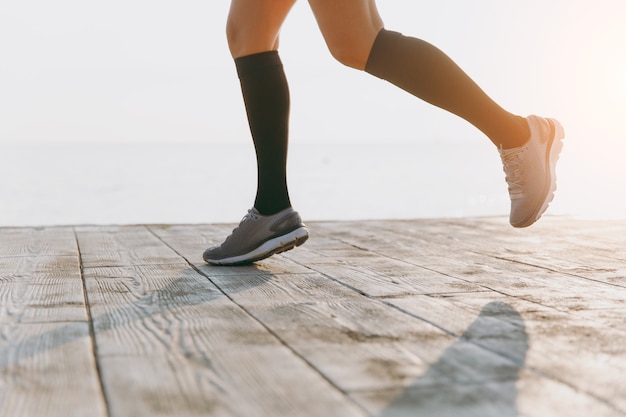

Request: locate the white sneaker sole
(205, 226), (309, 266)
(514, 118), (565, 228)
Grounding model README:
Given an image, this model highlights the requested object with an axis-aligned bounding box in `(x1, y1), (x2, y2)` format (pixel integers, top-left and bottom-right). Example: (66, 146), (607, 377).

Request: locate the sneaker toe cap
(202, 246), (222, 262)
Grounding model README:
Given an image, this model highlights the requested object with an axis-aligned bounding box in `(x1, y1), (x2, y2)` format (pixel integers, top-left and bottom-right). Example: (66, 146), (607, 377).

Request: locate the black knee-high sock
(235, 51), (291, 215)
(364, 29), (529, 148)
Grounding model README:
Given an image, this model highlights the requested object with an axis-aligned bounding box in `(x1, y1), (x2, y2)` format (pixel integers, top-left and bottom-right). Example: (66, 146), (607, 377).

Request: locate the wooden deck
(1, 216), (625, 417)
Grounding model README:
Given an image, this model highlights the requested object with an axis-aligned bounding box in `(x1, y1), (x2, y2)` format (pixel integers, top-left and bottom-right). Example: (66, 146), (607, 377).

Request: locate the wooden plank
(349, 219), (626, 413)
(151, 225), (528, 404)
(370, 217), (626, 287)
(98, 344), (364, 417)
(195, 219), (626, 415)
(285, 234), (483, 297)
(306, 219), (626, 314)
(411, 255), (626, 313)
(353, 371), (620, 417)
(0, 255), (86, 323)
(387, 292), (626, 413)
(74, 225), (184, 268)
(0, 322), (107, 417)
(515, 370), (624, 417)
(224, 286), (519, 392)
(302, 219), (626, 412)
(76, 228), (366, 417)
(2, 218), (625, 416)
(0, 228), (106, 417)
(443, 218), (626, 287)
(309, 217), (626, 267)
(0, 227), (77, 257)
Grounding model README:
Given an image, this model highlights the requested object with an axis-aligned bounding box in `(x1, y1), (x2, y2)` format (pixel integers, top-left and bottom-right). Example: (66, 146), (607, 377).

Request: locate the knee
(226, 16), (275, 58)
(323, 38), (366, 69)
(227, 23), (284, 59)
(322, 29), (381, 70)
(226, 18), (246, 57)
(326, 44), (364, 69)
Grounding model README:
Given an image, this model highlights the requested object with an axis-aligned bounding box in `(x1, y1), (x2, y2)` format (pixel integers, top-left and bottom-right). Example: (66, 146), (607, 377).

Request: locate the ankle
(254, 203), (291, 217)
(496, 116), (531, 149)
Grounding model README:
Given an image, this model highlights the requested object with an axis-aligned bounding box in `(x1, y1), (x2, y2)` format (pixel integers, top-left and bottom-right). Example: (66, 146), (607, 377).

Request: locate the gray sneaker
(203, 207), (309, 265)
(499, 115), (565, 228)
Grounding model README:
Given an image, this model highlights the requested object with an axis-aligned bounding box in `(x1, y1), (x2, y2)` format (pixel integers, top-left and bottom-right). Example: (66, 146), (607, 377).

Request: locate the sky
(1, 1), (625, 221)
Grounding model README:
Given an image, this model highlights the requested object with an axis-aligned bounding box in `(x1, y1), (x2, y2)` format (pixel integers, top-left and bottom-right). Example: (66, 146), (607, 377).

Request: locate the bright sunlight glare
(549, 3), (626, 219)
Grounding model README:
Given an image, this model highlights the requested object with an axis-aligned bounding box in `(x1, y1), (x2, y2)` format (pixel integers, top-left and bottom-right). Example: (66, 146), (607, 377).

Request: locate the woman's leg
(226, 0), (295, 58)
(306, 0), (384, 70)
(204, 0), (309, 266)
(307, 0), (528, 148)
(227, 0), (296, 216)
(308, 0), (564, 228)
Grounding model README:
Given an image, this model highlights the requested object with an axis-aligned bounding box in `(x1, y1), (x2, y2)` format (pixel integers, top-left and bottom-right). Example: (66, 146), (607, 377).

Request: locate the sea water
(0, 141), (617, 227)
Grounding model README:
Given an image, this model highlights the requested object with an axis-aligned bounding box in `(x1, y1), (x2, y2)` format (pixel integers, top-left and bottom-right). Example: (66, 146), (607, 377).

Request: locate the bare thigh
(227, 0), (296, 58)
(308, 0), (384, 69)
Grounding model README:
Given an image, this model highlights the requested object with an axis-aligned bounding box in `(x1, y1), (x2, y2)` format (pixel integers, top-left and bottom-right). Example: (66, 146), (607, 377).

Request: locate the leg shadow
(379, 301), (528, 417)
(0, 264), (275, 370)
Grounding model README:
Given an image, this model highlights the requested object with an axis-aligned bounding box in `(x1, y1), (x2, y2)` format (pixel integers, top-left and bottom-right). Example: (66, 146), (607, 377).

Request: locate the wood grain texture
(77, 230), (366, 417)
(0, 227), (77, 257)
(0, 322), (106, 417)
(0, 255), (85, 323)
(291, 218), (626, 415)
(0, 227), (105, 417)
(152, 224), (543, 414)
(2, 217), (626, 416)
(74, 225), (183, 268)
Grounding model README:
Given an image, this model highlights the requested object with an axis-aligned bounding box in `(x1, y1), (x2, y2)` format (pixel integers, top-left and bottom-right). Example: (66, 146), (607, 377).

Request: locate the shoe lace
(240, 209), (259, 224)
(224, 209), (259, 243)
(500, 146), (526, 199)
